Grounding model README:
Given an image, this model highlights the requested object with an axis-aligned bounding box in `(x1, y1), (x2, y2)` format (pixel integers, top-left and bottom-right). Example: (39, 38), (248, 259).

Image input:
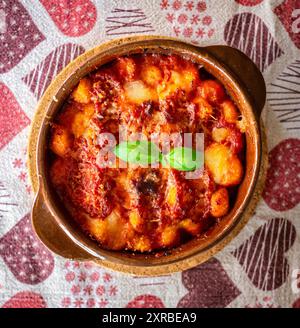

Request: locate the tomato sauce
(49, 54), (245, 252)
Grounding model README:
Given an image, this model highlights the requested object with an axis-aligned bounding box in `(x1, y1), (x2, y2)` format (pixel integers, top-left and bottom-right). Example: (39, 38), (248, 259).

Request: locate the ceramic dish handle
(32, 189), (92, 260)
(206, 45), (266, 119)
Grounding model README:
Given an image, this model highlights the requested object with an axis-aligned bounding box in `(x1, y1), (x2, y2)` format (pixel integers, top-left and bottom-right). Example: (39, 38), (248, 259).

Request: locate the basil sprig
(113, 140), (161, 165)
(164, 146), (203, 171)
(113, 141), (203, 171)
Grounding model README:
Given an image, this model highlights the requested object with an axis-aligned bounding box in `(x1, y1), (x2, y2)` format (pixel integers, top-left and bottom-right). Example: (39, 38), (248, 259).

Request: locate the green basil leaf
(113, 140), (161, 165)
(159, 153), (168, 167)
(164, 147), (204, 171)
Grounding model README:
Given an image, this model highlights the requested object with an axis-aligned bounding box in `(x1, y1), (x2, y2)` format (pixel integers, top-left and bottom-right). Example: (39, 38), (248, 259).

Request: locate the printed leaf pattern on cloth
(224, 12), (284, 71)
(177, 258), (241, 308)
(232, 218), (296, 291)
(267, 60), (300, 130)
(274, 0), (300, 50)
(126, 295), (165, 308)
(161, 0), (215, 42)
(0, 214), (54, 285)
(263, 139), (300, 211)
(22, 43), (85, 99)
(105, 8), (155, 36)
(0, 0), (45, 73)
(0, 83), (30, 150)
(2, 291), (46, 308)
(40, 0), (97, 37)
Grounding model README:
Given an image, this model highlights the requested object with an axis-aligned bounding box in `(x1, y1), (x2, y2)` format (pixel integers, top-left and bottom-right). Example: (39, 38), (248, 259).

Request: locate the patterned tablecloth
(0, 0), (300, 308)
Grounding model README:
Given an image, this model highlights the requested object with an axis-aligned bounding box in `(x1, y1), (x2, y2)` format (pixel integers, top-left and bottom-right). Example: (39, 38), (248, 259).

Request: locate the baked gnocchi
(49, 53), (246, 252)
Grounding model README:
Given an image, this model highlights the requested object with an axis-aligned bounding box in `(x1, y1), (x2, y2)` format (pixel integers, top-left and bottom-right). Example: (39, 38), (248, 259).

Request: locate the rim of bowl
(34, 36), (262, 268)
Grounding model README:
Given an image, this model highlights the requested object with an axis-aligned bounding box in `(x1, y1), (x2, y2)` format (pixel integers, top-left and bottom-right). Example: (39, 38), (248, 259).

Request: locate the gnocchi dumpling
(50, 125), (72, 157)
(220, 99), (239, 123)
(210, 188), (229, 217)
(158, 67), (198, 99)
(205, 143), (243, 186)
(141, 65), (162, 86)
(212, 127), (230, 142)
(124, 80), (157, 104)
(85, 209), (133, 250)
(200, 80), (225, 105)
(117, 57), (136, 81)
(179, 218), (201, 235)
(131, 235), (151, 252)
(193, 96), (213, 120)
(160, 225), (179, 247)
(72, 78), (92, 104)
(71, 103), (94, 138)
(129, 210), (144, 232)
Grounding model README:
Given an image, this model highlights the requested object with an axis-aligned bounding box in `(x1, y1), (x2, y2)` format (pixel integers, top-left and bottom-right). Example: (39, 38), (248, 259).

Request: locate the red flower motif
(183, 27), (193, 38)
(65, 271), (75, 282)
(109, 285), (117, 296)
(96, 285), (105, 296)
(74, 298), (84, 308)
(87, 298), (95, 308)
(72, 261), (80, 268)
(191, 15), (200, 24)
(196, 28), (205, 38)
(83, 285), (93, 295)
(13, 158), (23, 168)
(78, 271), (87, 282)
(202, 15), (212, 25)
(18, 171), (27, 182)
(173, 0), (182, 10)
(61, 297), (71, 308)
(173, 26), (180, 36)
(178, 14), (188, 24)
(71, 284), (81, 294)
(64, 261), (71, 269)
(197, 1), (207, 12)
(103, 273), (112, 282)
(185, 1), (194, 10)
(99, 299), (108, 307)
(166, 13), (175, 23)
(90, 271), (100, 282)
(208, 28), (214, 37)
(160, 0), (169, 9)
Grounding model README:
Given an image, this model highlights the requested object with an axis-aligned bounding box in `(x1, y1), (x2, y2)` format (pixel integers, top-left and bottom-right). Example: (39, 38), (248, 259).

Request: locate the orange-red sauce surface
(49, 54), (246, 252)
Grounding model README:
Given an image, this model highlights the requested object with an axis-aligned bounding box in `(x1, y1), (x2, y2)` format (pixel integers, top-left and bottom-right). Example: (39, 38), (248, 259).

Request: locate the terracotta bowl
(29, 36), (266, 275)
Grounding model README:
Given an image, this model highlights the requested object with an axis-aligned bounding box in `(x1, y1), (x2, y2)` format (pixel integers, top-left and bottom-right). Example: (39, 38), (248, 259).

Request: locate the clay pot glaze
(29, 36), (266, 275)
